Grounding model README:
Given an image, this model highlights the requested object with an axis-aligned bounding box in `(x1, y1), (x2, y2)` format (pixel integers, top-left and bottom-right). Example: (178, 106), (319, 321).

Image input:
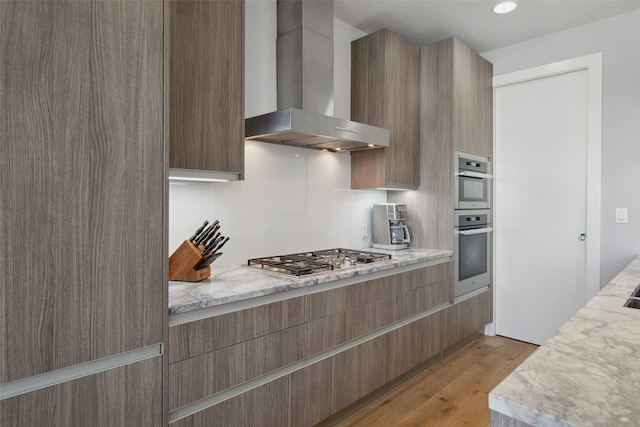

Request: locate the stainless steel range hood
(245, 107), (389, 152)
(244, 0), (389, 152)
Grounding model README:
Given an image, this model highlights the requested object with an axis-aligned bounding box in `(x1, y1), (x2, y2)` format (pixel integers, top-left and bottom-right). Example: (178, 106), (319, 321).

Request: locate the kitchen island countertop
(168, 248), (452, 315)
(489, 255), (640, 426)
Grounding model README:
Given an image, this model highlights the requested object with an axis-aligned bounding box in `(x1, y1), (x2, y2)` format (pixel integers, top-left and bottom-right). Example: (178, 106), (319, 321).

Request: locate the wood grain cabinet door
(0, 357), (163, 427)
(452, 38), (493, 159)
(169, 0), (245, 176)
(443, 290), (492, 349)
(351, 28), (420, 189)
(0, 0), (164, 383)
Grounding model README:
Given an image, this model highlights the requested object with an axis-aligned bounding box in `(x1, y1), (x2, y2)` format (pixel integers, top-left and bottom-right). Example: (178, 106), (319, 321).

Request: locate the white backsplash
(169, 141), (386, 267)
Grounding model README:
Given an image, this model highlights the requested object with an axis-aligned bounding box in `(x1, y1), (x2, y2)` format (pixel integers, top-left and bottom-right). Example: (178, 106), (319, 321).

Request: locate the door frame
(488, 53), (602, 335)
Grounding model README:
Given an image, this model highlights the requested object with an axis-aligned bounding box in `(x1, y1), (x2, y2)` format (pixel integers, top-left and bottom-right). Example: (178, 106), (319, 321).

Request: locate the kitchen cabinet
(305, 264), (450, 357)
(304, 311), (443, 426)
(303, 358), (334, 425)
(168, 296), (307, 363)
(351, 28), (420, 190)
(167, 262), (452, 424)
(0, 357), (163, 427)
(443, 289), (493, 350)
(169, 0), (245, 179)
(424, 37), (493, 159)
(169, 310), (444, 427)
(1, 1), (165, 424)
(450, 39), (493, 157)
(396, 313), (444, 378)
(389, 38), (493, 250)
(170, 375), (296, 427)
(169, 323), (308, 411)
(168, 297), (308, 410)
(491, 410), (534, 427)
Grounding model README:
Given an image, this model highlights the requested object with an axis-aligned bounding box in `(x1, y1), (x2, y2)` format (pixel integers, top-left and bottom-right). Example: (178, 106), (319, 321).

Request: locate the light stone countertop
(168, 248), (452, 314)
(489, 255), (640, 427)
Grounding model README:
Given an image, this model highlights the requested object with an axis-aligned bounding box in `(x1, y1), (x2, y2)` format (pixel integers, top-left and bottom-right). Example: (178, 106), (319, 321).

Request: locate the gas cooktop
(247, 248), (391, 277)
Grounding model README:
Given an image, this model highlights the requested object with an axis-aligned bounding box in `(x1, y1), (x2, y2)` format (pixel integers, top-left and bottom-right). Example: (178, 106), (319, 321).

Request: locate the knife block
(169, 240), (211, 282)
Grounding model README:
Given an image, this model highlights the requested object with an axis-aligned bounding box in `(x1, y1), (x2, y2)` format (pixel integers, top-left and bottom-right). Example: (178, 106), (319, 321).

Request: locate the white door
(493, 55), (601, 345)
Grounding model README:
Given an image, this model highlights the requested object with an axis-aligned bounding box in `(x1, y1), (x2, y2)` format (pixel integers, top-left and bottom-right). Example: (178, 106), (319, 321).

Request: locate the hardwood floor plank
(391, 352), (514, 425)
(337, 335), (537, 427)
(444, 391), (492, 426)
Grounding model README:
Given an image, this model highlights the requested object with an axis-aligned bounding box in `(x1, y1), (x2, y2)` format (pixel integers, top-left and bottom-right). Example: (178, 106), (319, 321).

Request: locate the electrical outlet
(361, 224), (368, 238)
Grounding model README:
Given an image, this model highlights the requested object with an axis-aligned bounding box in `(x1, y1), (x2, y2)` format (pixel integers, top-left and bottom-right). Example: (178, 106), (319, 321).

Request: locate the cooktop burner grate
(247, 248), (391, 277)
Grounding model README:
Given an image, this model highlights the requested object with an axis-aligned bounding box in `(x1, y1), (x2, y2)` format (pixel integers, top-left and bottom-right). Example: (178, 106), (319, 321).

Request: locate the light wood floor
(337, 335), (538, 427)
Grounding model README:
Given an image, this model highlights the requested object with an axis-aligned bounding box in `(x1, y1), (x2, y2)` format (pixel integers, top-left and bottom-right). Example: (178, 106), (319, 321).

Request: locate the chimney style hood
(244, 0), (389, 152)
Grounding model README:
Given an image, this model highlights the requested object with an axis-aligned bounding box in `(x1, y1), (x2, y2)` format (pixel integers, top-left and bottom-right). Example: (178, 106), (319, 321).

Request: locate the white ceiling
(333, 0), (640, 53)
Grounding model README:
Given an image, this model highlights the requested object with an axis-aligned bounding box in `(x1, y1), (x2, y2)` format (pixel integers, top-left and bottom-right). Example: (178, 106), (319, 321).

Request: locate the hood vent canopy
(244, 0), (389, 152)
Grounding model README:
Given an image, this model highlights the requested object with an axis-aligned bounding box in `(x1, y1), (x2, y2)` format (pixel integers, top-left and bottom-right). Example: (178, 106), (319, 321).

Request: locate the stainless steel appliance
(248, 248), (391, 277)
(372, 203), (411, 250)
(455, 151), (492, 209)
(244, 0), (390, 152)
(454, 209), (492, 297)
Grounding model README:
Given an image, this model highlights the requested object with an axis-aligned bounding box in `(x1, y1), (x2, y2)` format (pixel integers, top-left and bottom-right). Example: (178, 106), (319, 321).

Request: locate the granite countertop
(168, 248), (452, 315)
(489, 255), (640, 426)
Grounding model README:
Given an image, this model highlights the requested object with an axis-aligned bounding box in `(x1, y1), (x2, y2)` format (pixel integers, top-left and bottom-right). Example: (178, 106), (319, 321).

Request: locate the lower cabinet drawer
(169, 323), (308, 411)
(169, 296), (307, 363)
(396, 262), (452, 294)
(395, 278), (452, 320)
(169, 375), (299, 427)
(443, 289), (492, 349)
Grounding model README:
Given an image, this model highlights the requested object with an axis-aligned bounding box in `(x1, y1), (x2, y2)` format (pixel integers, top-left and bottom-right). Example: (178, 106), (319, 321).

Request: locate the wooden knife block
(169, 240), (211, 282)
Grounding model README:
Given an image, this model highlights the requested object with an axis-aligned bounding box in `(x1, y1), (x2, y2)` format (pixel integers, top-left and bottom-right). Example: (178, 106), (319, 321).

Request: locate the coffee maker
(372, 203), (411, 250)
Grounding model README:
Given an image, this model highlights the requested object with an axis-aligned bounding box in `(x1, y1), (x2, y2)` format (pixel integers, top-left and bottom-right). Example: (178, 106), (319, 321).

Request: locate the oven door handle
(455, 171), (494, 179)
(456, 227), (493, 236)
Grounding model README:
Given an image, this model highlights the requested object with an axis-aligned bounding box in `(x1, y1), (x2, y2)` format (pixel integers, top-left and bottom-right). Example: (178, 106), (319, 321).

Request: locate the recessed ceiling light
(493, 1), (517, 14)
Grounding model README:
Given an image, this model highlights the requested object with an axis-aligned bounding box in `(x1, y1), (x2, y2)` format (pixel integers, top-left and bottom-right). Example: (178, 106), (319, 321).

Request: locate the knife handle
(189, 220), (209, 242)
(194, 224), (215, 246)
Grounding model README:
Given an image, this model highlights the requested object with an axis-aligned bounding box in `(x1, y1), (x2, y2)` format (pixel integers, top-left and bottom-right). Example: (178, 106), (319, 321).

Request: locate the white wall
(168, 1), (384, 268)
(482, 10), (640, 285)
(244, 0), (277, 118)
(334, 18), (366, 119)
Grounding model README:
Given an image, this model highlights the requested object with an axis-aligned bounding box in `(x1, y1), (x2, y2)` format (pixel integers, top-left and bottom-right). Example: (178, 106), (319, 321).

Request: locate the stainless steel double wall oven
(454, 152), (493, 298)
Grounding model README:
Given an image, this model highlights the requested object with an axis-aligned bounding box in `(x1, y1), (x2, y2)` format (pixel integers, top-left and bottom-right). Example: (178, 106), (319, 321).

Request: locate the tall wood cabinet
(0, 1), (165, 424)
(351, 29), (420, 190)
(169, 0), (245, 179)
(390, 37), (493, 250)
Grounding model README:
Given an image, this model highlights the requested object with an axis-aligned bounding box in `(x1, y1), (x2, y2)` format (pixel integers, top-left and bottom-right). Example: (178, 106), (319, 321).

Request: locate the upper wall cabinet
(350, 29), (420, 190)
(169, 0), (245, 180)
(429, 38), (493, 158)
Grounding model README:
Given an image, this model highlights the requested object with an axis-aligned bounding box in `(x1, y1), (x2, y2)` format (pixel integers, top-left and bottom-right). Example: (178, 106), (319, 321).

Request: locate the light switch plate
(615, 208), (628, 224)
